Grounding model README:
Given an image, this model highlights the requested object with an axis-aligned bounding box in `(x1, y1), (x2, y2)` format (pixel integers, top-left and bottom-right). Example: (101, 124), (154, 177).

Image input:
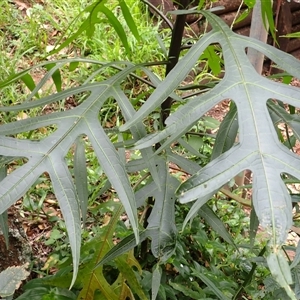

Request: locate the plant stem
(247, 0), (270, 70)
(160, 0), (190, 126)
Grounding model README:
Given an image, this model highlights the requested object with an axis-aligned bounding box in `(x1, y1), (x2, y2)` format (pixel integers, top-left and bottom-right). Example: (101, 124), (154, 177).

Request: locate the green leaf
(77, 202), (147, 300)
(0, 58), (92, 94)
(16, 287), (77, 300)
(48, 1), (106, 55)
(234, 9), (251, 24)
(291, 241), (300, 269)
(146, 160), (179, 260)
(200, 45), (222, 76)
(24, 61), (64, 102)
(101, 6), (130, 53)
(15, 287), (51, 300)
(261, 0), (277, 42)
(293, 266), (300, 298)
(23, 266), (74, 290)
(0, 66), (142, 288)
(191, 267), (231, 300)
(114, 252), (148, 300)
(20, 73), (38, 96)
(119, 0), (140, 41)
(0, 69), (36, 89)
(0, 166), (8, 248)
(152, 264), (162, 300)
(95, 230), (149, 268)
(45, 63), (62, 92)
(78, 204), (123, 300)
(249, 207), (259, 248)
(245, 0), (256, 8)
(69, 61), (79, 72)
(199, 204), (236, 247)
(267, 250), (296, 300)
(282, 32), (300, 38)
(169, 282), (204, 299)
(211, 102), (238, 160)
(49, 0), (143, 57)
(74, 136), (88, 226)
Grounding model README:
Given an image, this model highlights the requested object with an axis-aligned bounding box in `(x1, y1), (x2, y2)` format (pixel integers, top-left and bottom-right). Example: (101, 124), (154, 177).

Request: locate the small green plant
(20, 203), (147, 299)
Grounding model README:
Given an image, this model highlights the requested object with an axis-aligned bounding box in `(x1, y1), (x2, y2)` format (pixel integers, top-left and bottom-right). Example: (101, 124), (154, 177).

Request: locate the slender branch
(140, 0), (174, 30)
(160, 0), (190, 126)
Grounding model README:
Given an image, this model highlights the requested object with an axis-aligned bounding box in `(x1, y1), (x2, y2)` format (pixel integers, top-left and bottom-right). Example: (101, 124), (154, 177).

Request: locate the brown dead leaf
(12, 0), (31, 11)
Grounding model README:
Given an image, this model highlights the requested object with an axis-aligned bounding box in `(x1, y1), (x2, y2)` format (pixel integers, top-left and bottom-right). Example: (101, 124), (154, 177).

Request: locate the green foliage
(20, 203), (147, 299)
(50, 0), (140, 56)
(1, 1), (300, 299)
(15, 286), (77, 300)
(283, 32), (300, 38)
(260, 0), (277, 41)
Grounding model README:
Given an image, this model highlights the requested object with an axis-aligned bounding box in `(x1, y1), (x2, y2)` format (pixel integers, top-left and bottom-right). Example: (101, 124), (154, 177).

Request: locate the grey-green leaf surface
(293, 266), (300, 299)
(147, 159), (179, 260)
(0, 66), (141, 287)
(291, 240), (300, 269)
(249, 207), (259, 248)
(174, 11), (300, 248)
(121, 11), (300, 248)
(191, 267), (231, 300)
(0, 265), (30, 297)
(131, 158), (179, 261)
(119, 10), (300, 289)
(0, 166), (8, 248)
(267, 250), (296, 300)
(152, 264), (162, 300)
(74, 137), (88, 227)
(112, 87), (161, 189)
(199, 204), (236, 247)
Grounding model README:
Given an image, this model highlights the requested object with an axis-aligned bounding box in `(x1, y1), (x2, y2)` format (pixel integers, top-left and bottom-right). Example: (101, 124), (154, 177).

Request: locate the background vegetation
(1, 0), (300, 299)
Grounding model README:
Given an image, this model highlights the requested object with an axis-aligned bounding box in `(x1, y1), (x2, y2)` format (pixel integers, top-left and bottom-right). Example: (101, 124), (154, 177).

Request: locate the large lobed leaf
(120, 10), (300, 292)
(121, 10), (300, 246)
(0, 64), (142, 287)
